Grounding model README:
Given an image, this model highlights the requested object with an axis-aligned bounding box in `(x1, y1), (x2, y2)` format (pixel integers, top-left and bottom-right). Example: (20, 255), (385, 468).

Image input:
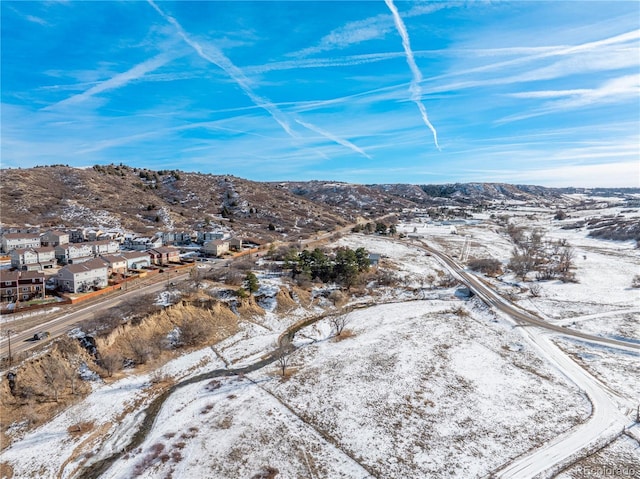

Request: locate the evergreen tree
(244, 272), (259, 294)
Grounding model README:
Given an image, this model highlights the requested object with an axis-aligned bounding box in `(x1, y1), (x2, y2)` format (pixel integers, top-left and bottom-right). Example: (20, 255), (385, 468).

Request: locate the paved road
(0, 271), (190, 361)
(420, 241), (639, 353)
(414, 240), (636, 478)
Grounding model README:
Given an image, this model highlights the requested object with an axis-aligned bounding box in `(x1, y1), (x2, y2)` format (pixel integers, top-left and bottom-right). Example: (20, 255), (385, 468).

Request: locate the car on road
(33, 331), (50, 341)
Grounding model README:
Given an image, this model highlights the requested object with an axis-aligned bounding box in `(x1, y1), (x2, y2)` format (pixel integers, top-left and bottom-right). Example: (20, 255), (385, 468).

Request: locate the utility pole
(6, 328), (14, 366)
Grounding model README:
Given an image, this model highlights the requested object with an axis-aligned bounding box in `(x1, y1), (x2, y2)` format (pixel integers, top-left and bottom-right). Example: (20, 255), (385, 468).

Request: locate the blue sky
(2, 1), (639, 187)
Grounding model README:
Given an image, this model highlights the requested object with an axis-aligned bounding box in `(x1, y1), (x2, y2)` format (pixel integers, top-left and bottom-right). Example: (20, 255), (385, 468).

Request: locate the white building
(55, 243), (94, 264)
(9, 247), (56, 271)
(202, 239), (229, 257)
(87, 240), (120, 256)
(198, 231), (225, 244)
(120, 251), (151, 269)
(1, 233), (41, 253)
(123, 235), (163, 251)
(99, 255), (128, 274)
(56, 258), (109, 293)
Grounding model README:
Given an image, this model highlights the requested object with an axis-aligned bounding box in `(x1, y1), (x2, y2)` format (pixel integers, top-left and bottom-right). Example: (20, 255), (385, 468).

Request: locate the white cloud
(291, 13), (394, 58)
(25, 15), (48, 26)
(467, 161), (639, 188)
(499, 74), (640, 123)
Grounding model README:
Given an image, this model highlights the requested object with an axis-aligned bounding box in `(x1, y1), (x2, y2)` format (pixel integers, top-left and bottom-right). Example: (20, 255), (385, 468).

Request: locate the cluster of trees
(92, 163), (130, 177)
(285, 246), (370, 289)
(506, 225), (576, 282)
(352, 222), (397, 235)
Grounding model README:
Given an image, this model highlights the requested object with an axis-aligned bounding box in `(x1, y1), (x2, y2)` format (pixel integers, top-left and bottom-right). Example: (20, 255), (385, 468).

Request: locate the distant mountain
(1, 164), (636, 241)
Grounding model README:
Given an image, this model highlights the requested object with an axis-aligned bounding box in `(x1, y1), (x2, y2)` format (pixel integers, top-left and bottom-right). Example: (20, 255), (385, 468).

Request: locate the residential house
(10, 247), (56, 271)
(163, 231), (196, 246)
(68, 229), (86, 243)
(85, 229), (104, 242)
(0, 270), (45, 302)
(18, 271), (46, 301)
(40, 230), (70, 247)
(96, 231), (123, 242)
(0, 271), (19, 302)
(197, 231), (224, 244)
(120, 251), (151, 270)
(148, 246), (180, 266)
(202, 239), (229, 257)
(368, 253), (381, 266)
(123, 235), (163, 251)
(87, 240), (119, 256)
(55, 243), (94, 264)
(56, 258), (108, 293)
(1, 233), (41, 253)
(99, 254), (128, 275)
(228, 237), (243, 252)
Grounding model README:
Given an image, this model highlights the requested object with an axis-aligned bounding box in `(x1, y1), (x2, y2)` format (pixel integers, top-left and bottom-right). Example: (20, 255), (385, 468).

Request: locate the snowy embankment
(0, 348), (226, 479)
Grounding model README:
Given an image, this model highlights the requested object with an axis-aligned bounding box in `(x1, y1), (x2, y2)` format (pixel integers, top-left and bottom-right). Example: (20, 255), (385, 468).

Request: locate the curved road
(420, 241), (639, 353)
(415, 240), (636, 478)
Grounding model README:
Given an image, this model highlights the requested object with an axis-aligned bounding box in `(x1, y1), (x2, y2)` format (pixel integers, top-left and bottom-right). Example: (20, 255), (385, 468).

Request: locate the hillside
(2, 165), (638, 241)
(0, 165), (350, 241)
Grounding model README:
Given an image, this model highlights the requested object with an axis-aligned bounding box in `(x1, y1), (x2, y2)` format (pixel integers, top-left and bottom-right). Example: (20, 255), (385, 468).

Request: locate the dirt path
(78, 302), (373, 479)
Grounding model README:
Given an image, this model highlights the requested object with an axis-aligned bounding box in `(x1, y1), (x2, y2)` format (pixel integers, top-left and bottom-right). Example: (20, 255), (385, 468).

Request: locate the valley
(0, 171), (638, 478)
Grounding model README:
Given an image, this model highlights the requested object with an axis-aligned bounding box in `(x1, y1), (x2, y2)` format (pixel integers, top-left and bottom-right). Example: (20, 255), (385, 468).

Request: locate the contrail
(148, 0), (297, 138)
(46, 53), (172, 110)
(295, 119), (371, 159)
(385, 0), (440, 150)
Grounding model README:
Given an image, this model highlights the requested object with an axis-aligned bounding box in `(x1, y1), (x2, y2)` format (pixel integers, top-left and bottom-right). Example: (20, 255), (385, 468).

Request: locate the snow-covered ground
(100, 301), (590, 479)
(1, 348), (226, 479)
(1, 201), (638, 478)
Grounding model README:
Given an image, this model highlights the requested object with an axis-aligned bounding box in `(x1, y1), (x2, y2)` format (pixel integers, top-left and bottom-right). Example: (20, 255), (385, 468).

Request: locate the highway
(413, 240), (637, 478)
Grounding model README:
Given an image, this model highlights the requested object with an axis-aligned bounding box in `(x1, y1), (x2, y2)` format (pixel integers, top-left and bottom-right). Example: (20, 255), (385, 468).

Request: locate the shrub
(467, 258), (502, 276)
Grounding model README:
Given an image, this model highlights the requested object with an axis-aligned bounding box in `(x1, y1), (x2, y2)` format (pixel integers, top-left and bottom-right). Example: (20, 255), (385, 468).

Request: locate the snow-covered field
(101, 301), (589, 479)
(1, 199), (638, 478)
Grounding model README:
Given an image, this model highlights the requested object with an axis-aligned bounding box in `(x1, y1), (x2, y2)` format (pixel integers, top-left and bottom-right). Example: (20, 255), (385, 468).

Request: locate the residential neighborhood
(0, 226), (250, 310)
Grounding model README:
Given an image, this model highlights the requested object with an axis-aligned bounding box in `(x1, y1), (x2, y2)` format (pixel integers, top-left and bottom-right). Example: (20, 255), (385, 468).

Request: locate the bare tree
(529, 283), (541, 298)
(101, 351), (123, 377)
(330, 315), (348, 336)
(274, 336), (295, 376)
(508, 247), (534, 280)
(557, 246), (575, 276)
(40, 356), (68, 402)
(189, 266), (205, 289)
(126, 337), (156, 365)
(179, 312), (214, 347)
